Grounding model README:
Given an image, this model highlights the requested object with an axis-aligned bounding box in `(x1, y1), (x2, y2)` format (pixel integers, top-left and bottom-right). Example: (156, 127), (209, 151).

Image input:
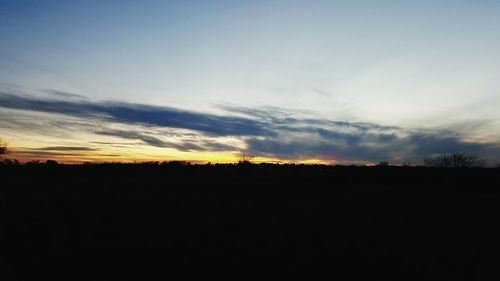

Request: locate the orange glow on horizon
(6, 146), (337, 165)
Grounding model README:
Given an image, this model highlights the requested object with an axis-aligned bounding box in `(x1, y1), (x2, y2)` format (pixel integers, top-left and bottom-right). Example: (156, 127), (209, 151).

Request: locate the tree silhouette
(0, 138), (7, 157)
(238, 153), (254, 165)
(423, 152), (485, 168)
(45, 159), (59, 166)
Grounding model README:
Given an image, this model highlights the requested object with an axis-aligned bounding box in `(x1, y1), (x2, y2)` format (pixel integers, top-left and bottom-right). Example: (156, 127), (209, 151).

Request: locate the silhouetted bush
(137, 161), (160, 165)
(423, 153), (485, 168)
(45, 160), (59, 166)
(0, 158), (20, 165)
(161, 160), (191, 166)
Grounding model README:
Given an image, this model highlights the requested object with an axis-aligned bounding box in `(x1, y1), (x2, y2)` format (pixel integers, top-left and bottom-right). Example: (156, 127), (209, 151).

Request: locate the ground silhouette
(1, 163), (500, 280)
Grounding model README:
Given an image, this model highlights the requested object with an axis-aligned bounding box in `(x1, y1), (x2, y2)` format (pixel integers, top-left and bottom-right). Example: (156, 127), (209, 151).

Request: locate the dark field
(1, 164), (500, 280)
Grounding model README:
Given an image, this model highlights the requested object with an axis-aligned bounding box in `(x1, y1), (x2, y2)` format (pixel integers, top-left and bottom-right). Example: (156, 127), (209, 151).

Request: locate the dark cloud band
(0, 92), (271, 136)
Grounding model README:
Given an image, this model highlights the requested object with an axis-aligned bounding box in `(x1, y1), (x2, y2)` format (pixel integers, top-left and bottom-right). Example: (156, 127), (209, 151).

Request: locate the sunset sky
(1, 0), (500, 164)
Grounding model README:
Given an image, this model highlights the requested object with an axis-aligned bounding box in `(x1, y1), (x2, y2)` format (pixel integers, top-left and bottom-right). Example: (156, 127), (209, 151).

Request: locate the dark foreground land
(1, 164), (500, 280)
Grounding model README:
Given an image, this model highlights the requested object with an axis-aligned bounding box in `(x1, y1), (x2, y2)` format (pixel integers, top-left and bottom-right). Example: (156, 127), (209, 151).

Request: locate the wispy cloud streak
(0, 92), (271, 136)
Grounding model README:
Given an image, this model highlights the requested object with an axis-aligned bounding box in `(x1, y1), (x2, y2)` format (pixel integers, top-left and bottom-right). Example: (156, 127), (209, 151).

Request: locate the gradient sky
(1, 0), (500, 164)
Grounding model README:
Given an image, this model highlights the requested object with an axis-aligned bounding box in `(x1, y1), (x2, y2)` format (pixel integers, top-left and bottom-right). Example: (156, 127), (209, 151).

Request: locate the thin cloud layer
(37, 146), (97, 151)
(1, 91), (498, 164)
(95, 129), (238, 152)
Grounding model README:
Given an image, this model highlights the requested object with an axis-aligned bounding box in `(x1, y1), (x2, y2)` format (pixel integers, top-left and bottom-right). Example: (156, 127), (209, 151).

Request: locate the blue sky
(1, 0), (500, 164)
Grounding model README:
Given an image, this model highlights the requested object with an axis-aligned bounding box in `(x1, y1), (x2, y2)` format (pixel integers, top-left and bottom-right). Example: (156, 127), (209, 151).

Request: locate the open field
(1, 165), (500, 279)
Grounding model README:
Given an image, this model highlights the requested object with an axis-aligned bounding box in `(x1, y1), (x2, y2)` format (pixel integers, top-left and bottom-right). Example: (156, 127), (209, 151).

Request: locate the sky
(1, 0), (500, 165)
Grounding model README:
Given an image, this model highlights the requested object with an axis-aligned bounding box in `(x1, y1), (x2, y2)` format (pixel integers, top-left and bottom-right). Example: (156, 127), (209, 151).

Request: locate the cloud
(245, 128), (500, 163)
(10, 148), (122, 161)
(405, 134), (495, 156)
(1, 91), (499, 164)
(0, 92), (271, 136)
(312, 88), (334, 97)
(41, 89), (89, 100)
(95, 129), (238, 152)
(12, 149), (91, 158)
(36, 146), (97, 151)
(216, 104), (306, 123)
(217, 104), (399, 131)
(95, 130), (170, 148)
(223, 107), (500, 163)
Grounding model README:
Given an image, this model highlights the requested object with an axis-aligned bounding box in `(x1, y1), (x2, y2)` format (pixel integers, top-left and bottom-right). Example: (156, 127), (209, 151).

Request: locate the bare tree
(238, 153), (254, 165)
(0, 138), (7, 157)
(424, 152), (485, 168)
(377, 161), (390, 167)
